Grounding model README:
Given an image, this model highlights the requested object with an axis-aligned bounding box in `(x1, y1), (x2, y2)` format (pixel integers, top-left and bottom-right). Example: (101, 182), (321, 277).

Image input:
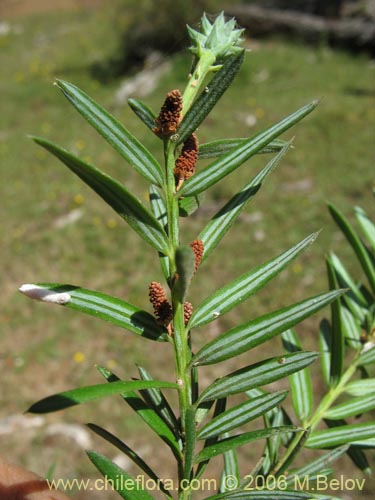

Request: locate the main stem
(163, 52), (217, 498)
(164, 140), (193, 497)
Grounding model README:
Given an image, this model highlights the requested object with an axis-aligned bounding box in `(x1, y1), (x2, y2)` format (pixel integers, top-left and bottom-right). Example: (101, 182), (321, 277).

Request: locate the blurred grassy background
(1, 1), (374, 498)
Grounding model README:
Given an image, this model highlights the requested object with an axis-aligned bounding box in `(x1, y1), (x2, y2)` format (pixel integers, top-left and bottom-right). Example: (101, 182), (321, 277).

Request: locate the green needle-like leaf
(128, 97), (157, 132)
(194, 427), (297, 464)
(199, 143), (291, 262)
(329, 203), (375, 295)
(220, 444), (240, 493)
(177, 51), (245, 145)
(87, 423), (171, 497)
(198, 138), (288, 159)
(96, 366), (181, 460)
(149, 186), (170, 280)
(344, 378), (375, 397)
(87, 450), (156, 500)
(32, 137), (170, 255)
(326, 256), (344, 386)
(285, 445), (349, 486)
(198, 352), (318, 403)
(318, 319), (331, 387)
(27, 380), (178, 413)
(189, 232), (319, 329)
(56, 79), (163, 186)
(137, 365), (180, 433)
(178, 100), (318, 196)
(324, 394), (375, 419)
(19, 283), (167, 341)
(192, 290), (342, 366)
(183, 407), (197, 480)
(306, 422), (375, 448)
(358, 346), (375, 365)
(282, 329), (313, 421)
(197, 391), (288, 440)
(355, 206), (375, 252)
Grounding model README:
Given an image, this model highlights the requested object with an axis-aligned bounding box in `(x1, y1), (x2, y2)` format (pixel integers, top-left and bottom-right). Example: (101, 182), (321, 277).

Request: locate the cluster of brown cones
(153, 89), (199, 192)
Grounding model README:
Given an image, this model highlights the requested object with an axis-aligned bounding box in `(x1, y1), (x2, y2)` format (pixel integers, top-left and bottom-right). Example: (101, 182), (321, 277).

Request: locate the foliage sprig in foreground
(20, 12), (374, 500)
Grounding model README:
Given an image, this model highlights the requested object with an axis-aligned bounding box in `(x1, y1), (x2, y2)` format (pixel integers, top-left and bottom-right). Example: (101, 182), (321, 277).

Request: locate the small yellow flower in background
(255, 107), (265, 119)
(14, 71), (25, 83)
(73, 351), (85, 363)
(75, 139), (85, 151)
(106, 218), (117, 229)
(292, 262), (303, 274)
(74, 194), (85, 205)
(107, 359), (117, 369)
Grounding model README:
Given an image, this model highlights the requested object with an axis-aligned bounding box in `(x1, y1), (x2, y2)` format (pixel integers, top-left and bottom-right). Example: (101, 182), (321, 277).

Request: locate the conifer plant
(20, 13), (374, 500)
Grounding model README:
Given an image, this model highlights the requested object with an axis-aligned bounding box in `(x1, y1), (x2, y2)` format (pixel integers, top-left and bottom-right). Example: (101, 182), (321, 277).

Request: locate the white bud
(19, 284), (71, 305)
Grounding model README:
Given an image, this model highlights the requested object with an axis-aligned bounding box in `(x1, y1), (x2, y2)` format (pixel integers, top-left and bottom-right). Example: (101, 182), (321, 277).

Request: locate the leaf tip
(19, 284), (71, 305)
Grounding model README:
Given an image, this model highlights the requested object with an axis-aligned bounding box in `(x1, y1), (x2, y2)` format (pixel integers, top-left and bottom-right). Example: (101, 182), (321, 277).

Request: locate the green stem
(273, 357), (359, 476)
(163, 138), (194, 497)
(182, 50), (216, 117)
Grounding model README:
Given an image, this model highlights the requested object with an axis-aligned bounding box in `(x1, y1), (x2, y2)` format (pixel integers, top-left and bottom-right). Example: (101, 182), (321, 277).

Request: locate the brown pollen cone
(174, 133), (199, 191)
(153, 89), (183, 137)
(149, 281), (173, 326)
(189, 239), (204, 272)
(183, 301), (193, 326)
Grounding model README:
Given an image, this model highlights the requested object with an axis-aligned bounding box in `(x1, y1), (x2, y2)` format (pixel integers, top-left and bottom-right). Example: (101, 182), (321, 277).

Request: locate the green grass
(1, 3), (374, 498)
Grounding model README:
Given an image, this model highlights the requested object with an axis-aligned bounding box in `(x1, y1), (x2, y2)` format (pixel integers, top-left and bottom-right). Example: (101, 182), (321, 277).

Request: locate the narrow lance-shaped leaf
(341, 306), (362, 350)
(149, 186), (170, 281)
(192, 290), (343, 366)
(27, 380), (178, 413)
(198, 351), (318, 403)
(345, 378), (375, 397)
(128, 97), (157, 132)
(329, 253), (368, 324)
(177, 51), (245, 145)
(197, 391), (288, 440)
(355, 206), (375, 252)
(329, 203), (375, 295)
(137, 365), (180, 434)
(324, 393), (375, 420)
(358, 346), (375, 366)
(56, 79), (163, 186)
(220, 442), (240, 493)
(194, 427), (298, 464)
(178, 100), (318, 197)
(183, 407), (196, 480)
(33, 137), (170, 255)
(87, 423), (172, 498)
(323, 419), (372, 475)
(198, 138), (288, 160)
(189, 232), (319, 330)
(318, 319), (331, 387)
(306, 422), (375, 448)
(282, 329), (313, 421)
(326, 256), (344, 386)
(87, 450), (156, 500)
(199, 142), (291, 262)
(96, 366), (181, 460)
(194, 399), (226, 481)
(19, 283), (168, 342)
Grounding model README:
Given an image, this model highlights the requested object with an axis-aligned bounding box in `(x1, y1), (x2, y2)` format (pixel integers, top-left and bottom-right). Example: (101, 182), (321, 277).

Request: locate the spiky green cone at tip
(187, 12), (244, 61)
